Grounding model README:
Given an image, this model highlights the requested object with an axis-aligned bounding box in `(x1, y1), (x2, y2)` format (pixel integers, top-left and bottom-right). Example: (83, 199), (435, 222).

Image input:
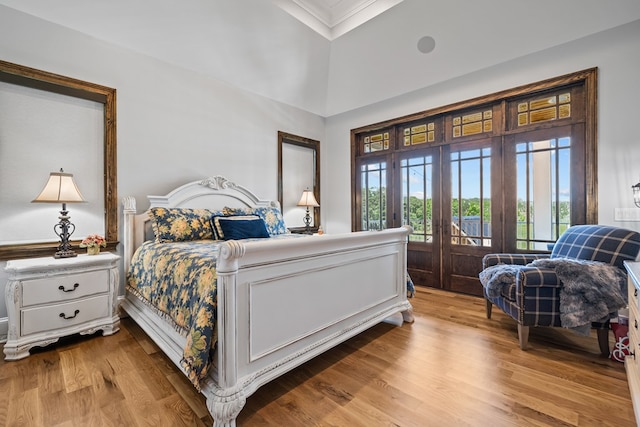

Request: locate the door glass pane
(450, 147), (491, 246)
(401, 156), (433, 242)
(516, 137), (571, 250)
(360, 161), (387, 230)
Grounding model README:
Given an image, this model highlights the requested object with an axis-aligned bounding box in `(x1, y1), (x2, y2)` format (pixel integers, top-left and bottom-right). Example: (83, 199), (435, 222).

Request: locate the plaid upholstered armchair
(481, 225), (640, 354)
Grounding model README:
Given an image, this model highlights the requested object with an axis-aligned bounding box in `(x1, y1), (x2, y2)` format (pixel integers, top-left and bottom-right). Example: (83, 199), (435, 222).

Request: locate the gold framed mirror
(0, 60), (117, 261)
(278, 131), (320, 234)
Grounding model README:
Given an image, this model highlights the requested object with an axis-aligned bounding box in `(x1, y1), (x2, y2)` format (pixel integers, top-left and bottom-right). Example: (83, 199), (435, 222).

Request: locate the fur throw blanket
(480, 258), (627, 335)
(479, 264), (520, 299)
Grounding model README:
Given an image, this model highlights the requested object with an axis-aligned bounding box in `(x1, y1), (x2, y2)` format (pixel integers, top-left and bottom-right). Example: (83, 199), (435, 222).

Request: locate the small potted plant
(79, 234), (107, 255)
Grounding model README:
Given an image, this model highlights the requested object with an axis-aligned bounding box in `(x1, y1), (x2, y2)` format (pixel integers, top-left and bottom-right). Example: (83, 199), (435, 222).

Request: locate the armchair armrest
(516, 266), (563, 289)
(482, 253), (549, 268)
(480, 261), (561, 305)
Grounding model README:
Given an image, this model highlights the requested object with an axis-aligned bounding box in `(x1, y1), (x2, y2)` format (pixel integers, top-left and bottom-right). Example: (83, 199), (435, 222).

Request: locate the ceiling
(2, 0), (640, 117)
(272, 0), (404, 39)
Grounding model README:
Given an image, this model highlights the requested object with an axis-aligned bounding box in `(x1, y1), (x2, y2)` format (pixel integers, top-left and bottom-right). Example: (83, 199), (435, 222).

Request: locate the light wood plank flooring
(0, 287), (635, 426)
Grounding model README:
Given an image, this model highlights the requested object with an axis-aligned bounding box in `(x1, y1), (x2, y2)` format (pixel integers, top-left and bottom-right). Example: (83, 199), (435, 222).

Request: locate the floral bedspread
(126, 240), (221, 390)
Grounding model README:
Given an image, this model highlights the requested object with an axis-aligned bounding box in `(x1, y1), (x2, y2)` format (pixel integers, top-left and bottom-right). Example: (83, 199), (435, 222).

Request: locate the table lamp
(297, 188), (319, 234)
(32, 169), (86, 258)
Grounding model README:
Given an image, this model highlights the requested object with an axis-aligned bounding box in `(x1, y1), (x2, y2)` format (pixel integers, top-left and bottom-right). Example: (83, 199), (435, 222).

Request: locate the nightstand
(625, 261), (640, 423)
(4, 252), (120, 360)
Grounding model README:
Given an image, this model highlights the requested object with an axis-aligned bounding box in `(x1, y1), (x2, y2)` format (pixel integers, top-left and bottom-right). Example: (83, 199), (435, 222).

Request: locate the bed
(120, 175), (413, 427)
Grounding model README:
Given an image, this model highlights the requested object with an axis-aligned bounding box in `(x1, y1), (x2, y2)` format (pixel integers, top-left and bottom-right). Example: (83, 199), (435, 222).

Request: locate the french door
(503, 124), (586, 251)
(440, 138), (503, 294)
(393, 138), (501, 295)
(396, 148), (441, 289)
(358, 137), (502, 296)
(353, 72), (595, 297)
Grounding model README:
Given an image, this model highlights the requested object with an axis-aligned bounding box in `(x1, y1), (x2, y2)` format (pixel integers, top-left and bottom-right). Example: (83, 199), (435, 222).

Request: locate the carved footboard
(203, 227), (412, 425)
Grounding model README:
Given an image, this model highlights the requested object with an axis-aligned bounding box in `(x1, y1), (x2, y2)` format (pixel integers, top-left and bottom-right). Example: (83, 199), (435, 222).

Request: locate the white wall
(0, 6), (325, 334)
(323, 19), (640, 235)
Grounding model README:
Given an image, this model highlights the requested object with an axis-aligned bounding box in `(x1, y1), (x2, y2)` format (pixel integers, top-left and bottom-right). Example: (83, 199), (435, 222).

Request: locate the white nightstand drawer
(21, 294), (110, 336)
(629, 314), (640, 374)
(22, 270), (109, 307)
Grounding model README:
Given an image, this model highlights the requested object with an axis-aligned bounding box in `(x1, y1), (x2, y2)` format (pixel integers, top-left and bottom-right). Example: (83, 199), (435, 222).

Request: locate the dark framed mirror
(0, 60), (117, 261)
(278, 131), (320, 234)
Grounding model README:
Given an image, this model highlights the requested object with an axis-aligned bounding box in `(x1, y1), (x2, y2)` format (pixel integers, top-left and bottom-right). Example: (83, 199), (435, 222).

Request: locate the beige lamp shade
(32, 170), (86, 203)
(297, 189), (319, 207)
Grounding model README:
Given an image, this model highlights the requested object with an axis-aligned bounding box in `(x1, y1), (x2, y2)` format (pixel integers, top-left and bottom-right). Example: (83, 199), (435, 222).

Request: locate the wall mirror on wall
(0, 60), (117, 261)
(278, 131), (320, 233)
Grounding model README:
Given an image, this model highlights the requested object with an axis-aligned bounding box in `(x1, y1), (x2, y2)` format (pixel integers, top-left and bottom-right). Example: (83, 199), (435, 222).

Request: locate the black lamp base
(303, 207), (313, 234)
(55, 249), (78, 259)
(53, 204), (77, 258)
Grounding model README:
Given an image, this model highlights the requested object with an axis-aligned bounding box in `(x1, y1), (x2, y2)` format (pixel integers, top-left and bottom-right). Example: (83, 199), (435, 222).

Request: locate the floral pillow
(222, 206), (289, 236)
(148, 207), (216, 242)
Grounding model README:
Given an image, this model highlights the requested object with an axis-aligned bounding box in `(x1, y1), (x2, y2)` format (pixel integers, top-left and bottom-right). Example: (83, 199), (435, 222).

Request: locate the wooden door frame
(350, 69), (597, 294)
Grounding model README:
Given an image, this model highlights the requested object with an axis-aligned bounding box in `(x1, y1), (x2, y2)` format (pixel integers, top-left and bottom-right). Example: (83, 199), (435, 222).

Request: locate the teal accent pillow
(211, 215), (269, 240)
(222, 206), (288, 236)
(148, 207), (216, 242)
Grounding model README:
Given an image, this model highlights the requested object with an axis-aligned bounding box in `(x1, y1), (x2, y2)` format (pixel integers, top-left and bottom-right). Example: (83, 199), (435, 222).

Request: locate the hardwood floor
(0, 287), (636, 426)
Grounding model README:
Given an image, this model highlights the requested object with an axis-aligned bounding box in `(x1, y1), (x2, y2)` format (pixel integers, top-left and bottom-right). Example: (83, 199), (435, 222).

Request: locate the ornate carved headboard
(122, 176), (279, 273)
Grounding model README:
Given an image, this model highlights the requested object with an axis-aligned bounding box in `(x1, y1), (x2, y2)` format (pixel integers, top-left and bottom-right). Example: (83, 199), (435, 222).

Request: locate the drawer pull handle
(58, 283), (79, 292)
(59, 310), (80, 320)
(636, 289), (638, 297)
(636, 319), (638, 330)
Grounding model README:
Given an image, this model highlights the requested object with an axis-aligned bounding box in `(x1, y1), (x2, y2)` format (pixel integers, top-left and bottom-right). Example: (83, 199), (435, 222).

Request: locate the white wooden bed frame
(121, 176), (413, 427)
